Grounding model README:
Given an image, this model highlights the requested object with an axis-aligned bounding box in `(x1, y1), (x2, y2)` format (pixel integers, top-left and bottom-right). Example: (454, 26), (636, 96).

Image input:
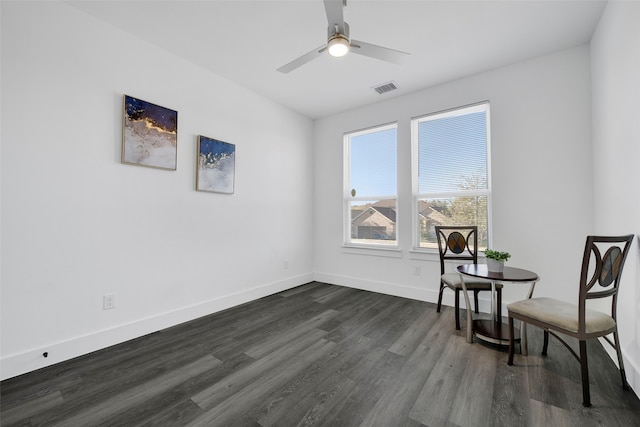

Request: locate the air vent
(373, 81), (398, 95)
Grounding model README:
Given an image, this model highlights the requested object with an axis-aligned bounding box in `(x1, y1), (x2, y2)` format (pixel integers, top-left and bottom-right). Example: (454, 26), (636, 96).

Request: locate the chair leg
(542, 330), (549, 356)
(437, 281), (444, 313)
(613, 330), (630, 391)
(473, 290), (480, 314)
(454, 289), (461, 330)
(508, 316), (515, 365)
(579, 340), (591, 407)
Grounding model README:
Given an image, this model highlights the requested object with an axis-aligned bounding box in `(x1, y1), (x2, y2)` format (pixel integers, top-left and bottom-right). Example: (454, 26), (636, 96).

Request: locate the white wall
(0, 1), (314, 380)
(590, 0), (640, 394)
(314, 46), (593, 312)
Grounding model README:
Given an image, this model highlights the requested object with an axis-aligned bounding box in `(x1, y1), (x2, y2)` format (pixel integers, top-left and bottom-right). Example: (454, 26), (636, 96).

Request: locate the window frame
(411, 102), (492, 252)
(343, 122), (399, 249)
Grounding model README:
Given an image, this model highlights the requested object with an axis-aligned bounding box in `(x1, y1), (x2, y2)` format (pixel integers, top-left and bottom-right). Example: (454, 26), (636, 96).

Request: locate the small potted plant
(484, 249), (511, 273)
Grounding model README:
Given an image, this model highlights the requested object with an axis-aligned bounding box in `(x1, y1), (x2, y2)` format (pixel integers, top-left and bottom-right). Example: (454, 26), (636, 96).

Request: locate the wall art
(122, 94), (178, 170)
(197, 135), (235, 194)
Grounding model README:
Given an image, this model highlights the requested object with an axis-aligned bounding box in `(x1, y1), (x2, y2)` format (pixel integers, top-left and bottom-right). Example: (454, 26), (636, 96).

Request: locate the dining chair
(435, 225), (502, 330)
(507, 234), (634, 407)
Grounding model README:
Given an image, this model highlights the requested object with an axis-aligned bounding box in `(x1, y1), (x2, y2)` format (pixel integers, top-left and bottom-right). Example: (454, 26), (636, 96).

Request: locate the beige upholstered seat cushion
(507, 297), (615, 334)
(441, 273), (503, 291)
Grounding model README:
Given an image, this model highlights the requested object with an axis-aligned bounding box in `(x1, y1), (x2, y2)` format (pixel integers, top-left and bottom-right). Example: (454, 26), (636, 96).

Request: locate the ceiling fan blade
(324, 0), (346, 34)
(277, 45), (327, 74)
(350, 39), (410, 65)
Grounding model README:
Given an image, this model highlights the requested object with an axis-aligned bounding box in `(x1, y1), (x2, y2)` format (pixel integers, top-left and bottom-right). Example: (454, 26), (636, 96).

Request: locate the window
(344, 123), (397, 246)
(412, 103), (491, 250)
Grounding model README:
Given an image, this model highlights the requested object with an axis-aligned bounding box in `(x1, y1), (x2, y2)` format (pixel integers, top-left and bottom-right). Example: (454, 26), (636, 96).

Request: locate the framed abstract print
(197, 135), (235, 194)
(122, 95), (177, 170)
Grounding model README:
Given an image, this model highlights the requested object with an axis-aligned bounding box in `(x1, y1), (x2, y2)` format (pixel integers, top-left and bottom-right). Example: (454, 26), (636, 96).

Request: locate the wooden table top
(457, 264), (539, 282)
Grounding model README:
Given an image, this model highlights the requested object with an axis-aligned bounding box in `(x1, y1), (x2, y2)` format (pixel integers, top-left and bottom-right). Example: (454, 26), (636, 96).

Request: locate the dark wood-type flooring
(2, 282), (640, 426)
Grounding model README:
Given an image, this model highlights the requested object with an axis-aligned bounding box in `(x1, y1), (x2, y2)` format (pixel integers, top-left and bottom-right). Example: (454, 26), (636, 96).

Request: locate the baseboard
(625, 353), (640, 398)
(599, 338), (640, 399)
(0, 273), (313, 381)
(313, 271), (436, 301)
(312, 271), (495, 313)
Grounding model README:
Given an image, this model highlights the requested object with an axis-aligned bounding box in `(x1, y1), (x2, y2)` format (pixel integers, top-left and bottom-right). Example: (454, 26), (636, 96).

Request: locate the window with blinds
(344, 123), (398, 247)
(412, 102), (491, 249)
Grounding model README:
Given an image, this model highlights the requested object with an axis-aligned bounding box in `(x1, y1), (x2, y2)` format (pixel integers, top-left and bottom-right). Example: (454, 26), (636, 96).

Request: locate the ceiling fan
(277, 0), (410, 73)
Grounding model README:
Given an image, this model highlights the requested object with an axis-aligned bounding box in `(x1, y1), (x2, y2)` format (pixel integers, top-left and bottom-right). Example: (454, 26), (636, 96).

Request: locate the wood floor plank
(50, 355), (221, 427)
(322, 288), (384, 320)
(527, 397), (593, 427)
(315, 347), (407, 427)
(191, 328), (327, 410)
(388, 303), (441, 356)
(114, 352), (256, 427)
(374, 298), (432, 350)
(0, 389), (64, 426)
(312, 285), (355, 305)
(448, 342), (498, 426)
(187, 339), (337, 426)
(278, 282), (324, 297)
(324, 295), (403, 344)
(261, 372), (358, 427)
(244, 309), (338, 358)
(522, 346), (584, 410)
(490, 350), (531, 426)
(136, 399), (205, 427)
(63, 335), (221, 409)
(308, 283), (345, 299)
(228, 296), (326, 347)
(408, 336), (474, 425)
(251, 335), (377, 425)
(359, 309), (457, 427)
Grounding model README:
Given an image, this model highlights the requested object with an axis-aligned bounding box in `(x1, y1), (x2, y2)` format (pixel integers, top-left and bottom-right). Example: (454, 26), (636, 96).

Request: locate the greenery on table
(484, 249), (511, 261)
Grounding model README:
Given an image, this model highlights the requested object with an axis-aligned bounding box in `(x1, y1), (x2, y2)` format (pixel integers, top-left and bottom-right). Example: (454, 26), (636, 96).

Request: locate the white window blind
(413, 103), (491, 249)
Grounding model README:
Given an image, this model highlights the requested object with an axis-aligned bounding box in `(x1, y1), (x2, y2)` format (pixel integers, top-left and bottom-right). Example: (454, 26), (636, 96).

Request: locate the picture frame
(196, 135), (235, 194)
(122, 94), (178, 170)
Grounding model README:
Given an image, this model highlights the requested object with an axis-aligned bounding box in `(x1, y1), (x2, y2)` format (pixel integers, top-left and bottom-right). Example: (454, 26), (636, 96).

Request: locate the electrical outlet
(103, 294), (115, 310)
(283, 260), (289, 270)
(414, 266), (421, 276)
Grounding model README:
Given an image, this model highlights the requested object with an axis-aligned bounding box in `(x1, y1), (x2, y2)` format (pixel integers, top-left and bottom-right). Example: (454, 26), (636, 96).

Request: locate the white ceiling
(68, 0), (606, 119)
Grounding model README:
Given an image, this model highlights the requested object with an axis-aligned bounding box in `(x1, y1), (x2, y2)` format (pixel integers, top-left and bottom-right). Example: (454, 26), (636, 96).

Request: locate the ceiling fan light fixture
(277, 4), (409, 73)
(327, 35), (350, 57)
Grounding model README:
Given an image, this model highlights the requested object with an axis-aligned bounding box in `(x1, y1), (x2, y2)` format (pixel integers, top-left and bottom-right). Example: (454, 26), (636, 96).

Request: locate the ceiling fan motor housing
(328, 21), (349, 40)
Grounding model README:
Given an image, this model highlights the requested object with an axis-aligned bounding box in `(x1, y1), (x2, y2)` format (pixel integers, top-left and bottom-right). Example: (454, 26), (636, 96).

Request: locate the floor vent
(373, 81), (398, 94)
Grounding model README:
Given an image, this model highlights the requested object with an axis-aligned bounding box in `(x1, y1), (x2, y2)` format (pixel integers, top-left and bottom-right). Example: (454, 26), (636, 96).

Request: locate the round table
(457, 264), (539, 352)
